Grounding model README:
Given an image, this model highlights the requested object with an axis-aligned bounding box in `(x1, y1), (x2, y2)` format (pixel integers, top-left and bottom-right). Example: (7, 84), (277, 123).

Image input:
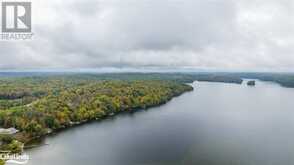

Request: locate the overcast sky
(1, 0), (294, 71)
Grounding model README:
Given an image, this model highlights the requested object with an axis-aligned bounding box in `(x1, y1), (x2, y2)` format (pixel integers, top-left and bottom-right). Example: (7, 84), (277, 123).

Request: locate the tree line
(0, 80), (193, 141)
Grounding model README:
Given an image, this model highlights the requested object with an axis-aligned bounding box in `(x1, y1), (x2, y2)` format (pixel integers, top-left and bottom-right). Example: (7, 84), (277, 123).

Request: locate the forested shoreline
(0, 72), (294, 157)
(0, 78), (193, 153)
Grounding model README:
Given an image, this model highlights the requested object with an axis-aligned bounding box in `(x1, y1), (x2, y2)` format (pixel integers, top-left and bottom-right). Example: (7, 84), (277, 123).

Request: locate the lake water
(24, 81), (294, 165)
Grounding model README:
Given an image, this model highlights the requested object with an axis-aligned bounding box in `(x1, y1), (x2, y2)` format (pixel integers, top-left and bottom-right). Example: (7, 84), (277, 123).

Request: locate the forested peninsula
(0, 77), (193, 154)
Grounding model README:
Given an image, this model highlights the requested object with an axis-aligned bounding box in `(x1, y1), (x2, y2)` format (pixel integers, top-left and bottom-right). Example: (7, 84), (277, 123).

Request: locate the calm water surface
(24, 81), (294, 165)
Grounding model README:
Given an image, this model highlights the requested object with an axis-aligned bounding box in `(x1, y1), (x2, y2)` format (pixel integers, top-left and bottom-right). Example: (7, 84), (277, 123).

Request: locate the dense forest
(0, 73), (241, 112)
(0, 77), (193, 146)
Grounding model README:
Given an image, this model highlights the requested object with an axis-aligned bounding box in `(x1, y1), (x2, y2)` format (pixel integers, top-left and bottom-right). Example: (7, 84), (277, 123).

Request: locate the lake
(24, 80), (294, 165)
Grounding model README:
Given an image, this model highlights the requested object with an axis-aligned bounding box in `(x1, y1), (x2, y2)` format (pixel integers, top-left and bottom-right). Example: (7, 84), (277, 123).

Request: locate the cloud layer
(1, 0), (294, 71)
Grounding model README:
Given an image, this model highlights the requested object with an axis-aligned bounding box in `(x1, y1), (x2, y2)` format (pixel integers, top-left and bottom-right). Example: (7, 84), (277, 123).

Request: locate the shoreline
(22, 87), (194, 147)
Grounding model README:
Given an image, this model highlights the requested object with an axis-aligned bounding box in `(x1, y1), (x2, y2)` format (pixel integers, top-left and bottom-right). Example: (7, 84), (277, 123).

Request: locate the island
(247, 80), (256, 86)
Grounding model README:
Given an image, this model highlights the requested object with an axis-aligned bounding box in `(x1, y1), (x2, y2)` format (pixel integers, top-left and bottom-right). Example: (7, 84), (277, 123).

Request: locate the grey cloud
(0, 0), (294, 70)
